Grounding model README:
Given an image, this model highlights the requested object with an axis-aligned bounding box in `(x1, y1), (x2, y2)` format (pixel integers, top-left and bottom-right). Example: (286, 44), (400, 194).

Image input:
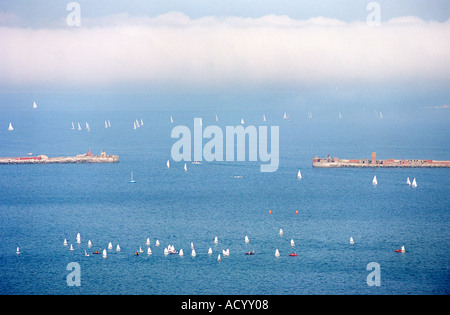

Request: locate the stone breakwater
(313, 153), (450, 168)
(0, 151), (119, 165)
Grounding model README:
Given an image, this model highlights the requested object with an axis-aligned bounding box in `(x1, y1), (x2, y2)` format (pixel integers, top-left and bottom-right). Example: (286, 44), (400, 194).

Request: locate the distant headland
(0, 150), (119, 165)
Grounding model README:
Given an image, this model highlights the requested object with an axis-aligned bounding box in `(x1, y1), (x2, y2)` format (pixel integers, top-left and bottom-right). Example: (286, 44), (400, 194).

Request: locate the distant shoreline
(0, 151), (119, 165)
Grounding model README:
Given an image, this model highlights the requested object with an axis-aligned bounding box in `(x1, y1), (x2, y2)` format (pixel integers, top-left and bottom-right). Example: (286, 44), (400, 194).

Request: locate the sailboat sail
(8, 122), (13, 131)
(33, 101), (37, 109)
(372, 175), (378, 185)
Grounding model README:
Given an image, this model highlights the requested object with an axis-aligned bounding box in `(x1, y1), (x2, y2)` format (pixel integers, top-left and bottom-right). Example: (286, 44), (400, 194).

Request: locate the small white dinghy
(146, 238), (151, 246)
(147, 247), (152, 255)
(70, 244), (74, 251)
(245, 235), (249, 243)
(156, 240), (160, 247)
(102, 249), (107, 258)
(88, 240), (92, 248)
(184, 163), (187, 172)
(214, 236), (218, 244)
(191, 242), (194, 249)
(85, 250), (89, 257)
(297, 170), (302, 179)
(16, 247), (21, 255)
(275, 249), (280, 257)
(166, 160), (170, 168)
(372, 175), (378, 185)
(350, 237), (354, 245)
(406, 177), (411, 185)
(76, 233), (81, 244)
(222, 249), (230, 256)
(164, 248), (169, 255)
(116, 244), (121, 252)
(241, 118), (245, 125)
(208, 247), (213, 255)
(191, 248), (196, 257)
(8, 122), (13, 131)
(139, 247), (144, 253)
(63, 239), (68, 246)
(290, 239), (295, 246)
(217, 254), (221, 262)
(412, 178), (417, 188)
(279, 229), (284, 236)
(179, 249), (184, 256)
(108, 242), (113, 250)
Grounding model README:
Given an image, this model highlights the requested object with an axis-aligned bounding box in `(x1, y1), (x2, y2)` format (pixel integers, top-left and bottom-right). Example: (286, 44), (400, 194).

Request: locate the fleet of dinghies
(14, 229), (407, 259)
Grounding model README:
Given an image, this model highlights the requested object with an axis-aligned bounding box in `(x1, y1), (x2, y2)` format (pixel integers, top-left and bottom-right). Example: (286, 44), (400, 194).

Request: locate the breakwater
(0, 151), (119, 165)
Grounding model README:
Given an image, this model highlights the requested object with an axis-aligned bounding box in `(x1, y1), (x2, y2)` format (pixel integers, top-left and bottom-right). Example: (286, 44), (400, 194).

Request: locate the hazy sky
(0, 0), (449, 105)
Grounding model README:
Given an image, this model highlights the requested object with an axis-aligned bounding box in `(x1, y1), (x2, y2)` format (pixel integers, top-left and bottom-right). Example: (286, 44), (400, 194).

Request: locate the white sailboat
(133, 122), (136, 130)
(85, 250), (89, 257)
(290, 239), (295, 246)
(63, 239), (68, 246)
(411, 178), (417, 188)
(245, 235), (249, 243)
(263, 114), (266, 122)
(275, 249), (280, 257)
(8, 122), (13, 131)
(16, 247), (21, 255)
(184, 163), (187, 172)
(76, 233), (81, 244)
(108, 120), (111, 127)
(105, 120), (108, 128)
(71, 122), (75, 130)
(372, 175), (378, 185)
(164, 247), (169, 255)
(166, 160), (170, 168)
(102, 249), (107, 258)
(208, 247), (213, 255)
(406, 177), (411, 185)
(214, 236), (218, 244)
(129, 171), (136, 183)
(70, 244), (74, 251)
(147, 247), (152, 255)
(170, 116), (173, 123)
(217, 254), (221, 261)
(33, 101), (37, 109)
(77, 122), (81, 131)
(139, 247), (143, 253)
(279, 229), (284, 236)
(222, 249), (230, 256)
(116, 244), (121, 252)
(339, 112), (342, 119)
(191, 248), (196, 257)
(216, 114), (219, 122)
(140, 118), (144, 126)
(190, 242), (194, 249)
(297, 170), (302, 179)
(350, 237), (354, 245)
(108, 242), (113, 250)
(88, 240), (92, 248)
(85, 122), (90, 132)
(146, 238), (151, 246)
(283, 112), (288, 120)
(135, 119), (140, 128)
(241, 118), (244, 125)
(179, 249), (184, 256)
(156, 240), (160, 247)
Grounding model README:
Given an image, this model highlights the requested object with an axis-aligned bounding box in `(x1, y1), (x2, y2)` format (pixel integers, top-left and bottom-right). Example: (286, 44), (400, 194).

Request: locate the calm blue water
(0, 96), (449, 295)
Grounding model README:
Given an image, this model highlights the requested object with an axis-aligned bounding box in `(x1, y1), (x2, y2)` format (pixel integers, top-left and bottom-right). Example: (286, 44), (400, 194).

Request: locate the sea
(0, 92), (449, 295)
